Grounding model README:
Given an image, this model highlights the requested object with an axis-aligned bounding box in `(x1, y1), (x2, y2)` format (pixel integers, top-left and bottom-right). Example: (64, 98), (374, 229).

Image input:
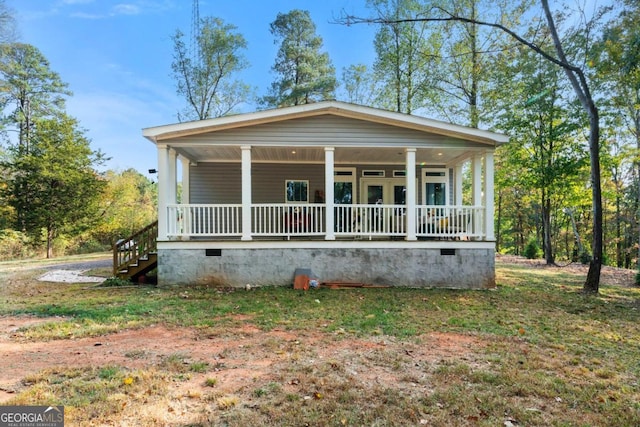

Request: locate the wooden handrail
(113, 220), (158, 277)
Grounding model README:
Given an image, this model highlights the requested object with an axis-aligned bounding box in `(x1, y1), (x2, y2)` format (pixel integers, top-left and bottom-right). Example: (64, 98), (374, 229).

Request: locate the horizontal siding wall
(173, 115), (486, 148)
(190, 162), (453, 205)
(190, 162), (324, 204)
(253, 163), (325, 203)
(190, 163), (241, 204)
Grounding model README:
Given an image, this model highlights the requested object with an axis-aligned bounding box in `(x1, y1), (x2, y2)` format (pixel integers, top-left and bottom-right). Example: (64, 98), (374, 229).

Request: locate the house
(135, 101), (508, 288)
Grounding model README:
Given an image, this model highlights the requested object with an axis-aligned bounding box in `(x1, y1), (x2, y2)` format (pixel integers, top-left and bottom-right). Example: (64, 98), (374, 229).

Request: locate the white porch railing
(166, 204), (485, 240)
(252, 203), (325, 237)
(335, 204), (407, 237)
(416, 205), (484, 239)
(168, 204), (242, 237)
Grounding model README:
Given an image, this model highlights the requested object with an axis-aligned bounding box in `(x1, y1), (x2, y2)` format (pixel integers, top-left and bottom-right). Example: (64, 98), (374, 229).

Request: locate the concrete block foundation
(157, 241), (496, 289)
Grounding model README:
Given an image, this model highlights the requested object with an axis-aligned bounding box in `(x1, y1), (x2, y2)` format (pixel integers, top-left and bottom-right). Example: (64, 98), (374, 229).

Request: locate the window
(422, 168), (449, 206)
(285, 180), (309, 203)
(334, 168), (355, 204)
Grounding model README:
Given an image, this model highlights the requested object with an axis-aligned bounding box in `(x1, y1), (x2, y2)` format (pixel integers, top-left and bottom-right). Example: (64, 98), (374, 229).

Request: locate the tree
(340, 64), (379, 105)
(490, 25), (588, 265)
(2, 114), (106, 258)
(433, 0), (530, 128)
(0, 43), (71, 151)
(368, 0), (443, 114)
(171, 17), (252, 121)
(263, 9), (337, 107)
(339, 0), (605, 293)
(93, 169), (157, 246)
(593, 0), (640, 269)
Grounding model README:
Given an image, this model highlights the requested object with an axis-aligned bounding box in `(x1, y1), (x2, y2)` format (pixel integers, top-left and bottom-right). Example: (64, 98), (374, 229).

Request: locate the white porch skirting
(157, 240), (496, 289)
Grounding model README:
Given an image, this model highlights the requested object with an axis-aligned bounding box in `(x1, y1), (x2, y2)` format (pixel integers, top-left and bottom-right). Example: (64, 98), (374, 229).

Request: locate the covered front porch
(154, 148), (497, 243)
(143, 101), (508, 287)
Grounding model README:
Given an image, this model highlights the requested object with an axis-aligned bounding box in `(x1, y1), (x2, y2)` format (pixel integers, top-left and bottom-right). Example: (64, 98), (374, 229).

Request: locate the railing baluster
(166, 203), (485, 240)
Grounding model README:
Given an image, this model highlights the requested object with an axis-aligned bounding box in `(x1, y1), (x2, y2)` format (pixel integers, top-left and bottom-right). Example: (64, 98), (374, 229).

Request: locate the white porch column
(405, 148), (417, 240)
(484, 151), (495, 241)
(157, 145), (170, 241)
(168, 149), (178, 205)
(472, 155), (483, 239)
(180, 157), (190, 204)
(324, 147), (335, 240)
(180, 157), (191, 237)
(241, 145), (252, 241)
(454, 163), (463, 205)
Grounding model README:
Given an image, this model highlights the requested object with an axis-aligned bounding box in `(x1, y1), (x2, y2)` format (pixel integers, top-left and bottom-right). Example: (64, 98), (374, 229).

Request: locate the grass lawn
(0, 257), (638, 426)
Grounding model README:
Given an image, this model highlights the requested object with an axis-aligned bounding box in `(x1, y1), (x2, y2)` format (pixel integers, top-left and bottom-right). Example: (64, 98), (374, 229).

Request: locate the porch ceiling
(145, 101), (508, 168)
(173, 145), (473, 166)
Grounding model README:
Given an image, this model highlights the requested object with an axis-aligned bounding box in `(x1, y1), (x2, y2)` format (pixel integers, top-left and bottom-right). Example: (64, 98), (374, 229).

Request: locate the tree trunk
(582, 111), (602, 293)
(47, 226), (54, 259)
(542, 193), (554, 264)
(496, 189), (503, 253)
(615, 190), (622, 268)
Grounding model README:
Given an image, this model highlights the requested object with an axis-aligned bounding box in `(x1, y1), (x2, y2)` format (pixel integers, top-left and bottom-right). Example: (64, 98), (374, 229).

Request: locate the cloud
(63, 1), (174, 19)
(112, 4), (141, 16)
(60, 0), (95, 4)
(69, 12), (104, 19)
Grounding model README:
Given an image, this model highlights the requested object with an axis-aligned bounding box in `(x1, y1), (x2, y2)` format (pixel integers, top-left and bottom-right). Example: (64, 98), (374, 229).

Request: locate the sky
(6, 0), (377, 175)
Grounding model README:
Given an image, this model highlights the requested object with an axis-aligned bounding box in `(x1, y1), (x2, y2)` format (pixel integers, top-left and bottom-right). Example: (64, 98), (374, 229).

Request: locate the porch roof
(142, 101), (509, 166)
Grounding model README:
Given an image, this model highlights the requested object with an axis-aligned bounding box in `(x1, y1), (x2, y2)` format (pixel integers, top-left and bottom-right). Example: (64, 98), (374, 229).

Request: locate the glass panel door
(334, 182), (353, 204)
(392, 185), (406, 233)
(367, 184), (384, 205)
(394, 185), (406, 205)
(425, 182), (446, 205)
(426, 182), (446, 216)
(366, 184), (384, 232)
(334, 182), (353, 232)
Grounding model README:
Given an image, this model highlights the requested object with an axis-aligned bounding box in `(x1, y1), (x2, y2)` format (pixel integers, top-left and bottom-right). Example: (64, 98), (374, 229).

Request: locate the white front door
(360, 178), (410, 233)
(360, 178), (407, 205)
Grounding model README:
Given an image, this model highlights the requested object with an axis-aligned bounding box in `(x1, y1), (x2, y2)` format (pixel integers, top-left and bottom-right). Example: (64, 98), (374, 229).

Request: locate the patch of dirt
(497, 254), (637, 287)
(0, 316), (485, 407)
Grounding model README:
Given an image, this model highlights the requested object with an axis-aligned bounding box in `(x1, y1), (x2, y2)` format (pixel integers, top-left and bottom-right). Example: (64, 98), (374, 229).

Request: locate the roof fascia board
(143, 101), (509, 146)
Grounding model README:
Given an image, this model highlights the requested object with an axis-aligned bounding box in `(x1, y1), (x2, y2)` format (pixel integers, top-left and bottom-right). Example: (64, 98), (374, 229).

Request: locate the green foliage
(171, 17), (252, 120)
(490, 20), (592, 262)
(91, 169), (156, 247)
(369, 0), (443, 114)
(67, 239), (110, 255)
(0, 43), (71, 146)
(0, 229), (35, 260)
(2, 114), (106, 258)
(524, 238), (540, 259)
(101, 276), (134, 287)
(263, 9), (336, 107)
(340, 64), (378, 105)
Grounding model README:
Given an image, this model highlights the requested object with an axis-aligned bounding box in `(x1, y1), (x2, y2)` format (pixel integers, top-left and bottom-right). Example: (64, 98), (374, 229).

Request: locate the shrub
(70, 239), (110, 255)
(524, 239), (540, 259)
(102, 277), (133, 287)
(0, 229), (36, 260)
(579, 251), (592, 265)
